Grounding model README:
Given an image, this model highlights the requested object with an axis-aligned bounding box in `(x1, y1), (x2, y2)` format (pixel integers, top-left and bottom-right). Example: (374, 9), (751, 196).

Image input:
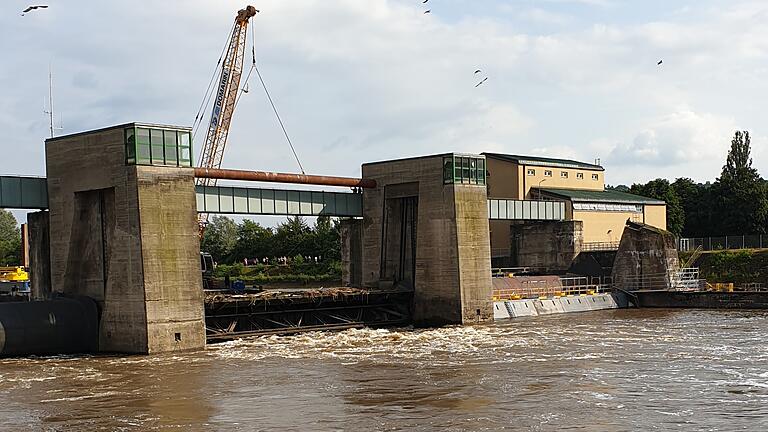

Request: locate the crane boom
(197, 5), (258, 234)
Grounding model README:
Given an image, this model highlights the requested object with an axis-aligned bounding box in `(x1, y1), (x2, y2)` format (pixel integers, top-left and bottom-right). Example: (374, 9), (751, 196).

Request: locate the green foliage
(629, 130), (768, 237)
(202, 215), (342, 265)
(630, 178), (684, 235)
(213, 260), (342, 284)
(0, 210), (21, 266)
(710, 131), (768, 235)
(201, 216), (239, 263)
(693, 250), (768, 284)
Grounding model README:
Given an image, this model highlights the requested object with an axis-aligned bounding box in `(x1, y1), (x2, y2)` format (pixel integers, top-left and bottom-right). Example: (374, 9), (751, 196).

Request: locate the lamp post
(537, 179), (546, 200)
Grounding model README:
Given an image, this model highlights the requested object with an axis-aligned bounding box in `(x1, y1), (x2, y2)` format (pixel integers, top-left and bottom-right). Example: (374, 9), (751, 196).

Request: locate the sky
(2, 0), (768, 222)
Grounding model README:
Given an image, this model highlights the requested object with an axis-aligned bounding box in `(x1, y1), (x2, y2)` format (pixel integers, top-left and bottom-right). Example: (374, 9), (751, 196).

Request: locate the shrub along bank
(213, 261), (342, 286)
(682, 249), (768, 284)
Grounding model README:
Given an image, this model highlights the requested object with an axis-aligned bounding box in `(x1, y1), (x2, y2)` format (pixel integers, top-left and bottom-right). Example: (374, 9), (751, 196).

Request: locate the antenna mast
(44, 66), (55, 138)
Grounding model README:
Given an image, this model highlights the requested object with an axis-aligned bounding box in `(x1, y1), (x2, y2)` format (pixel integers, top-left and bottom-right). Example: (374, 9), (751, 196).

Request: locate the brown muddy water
(2, 309), (768, 431)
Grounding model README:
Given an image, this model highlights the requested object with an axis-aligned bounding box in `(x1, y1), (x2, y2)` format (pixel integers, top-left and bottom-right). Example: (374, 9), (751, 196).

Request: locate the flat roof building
(484, 153), (666, 266)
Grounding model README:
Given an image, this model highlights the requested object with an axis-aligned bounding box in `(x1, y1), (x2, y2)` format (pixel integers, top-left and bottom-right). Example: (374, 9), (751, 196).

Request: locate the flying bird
(423, 0), (429, 3)
(21, 5), (48, 15)
(657, 59), (663, 65)
(424, 10), (431, 14)
(475, 77), (488, 88)
(474, 69), (482, 74)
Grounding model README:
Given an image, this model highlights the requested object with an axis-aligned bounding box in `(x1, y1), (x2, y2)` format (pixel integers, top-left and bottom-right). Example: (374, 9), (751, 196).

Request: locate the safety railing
(582, 241), (620, 252)
(491, 267), (541, 277)
(618, 268), (703, 291)
(492, 276), (609, 300)
(678, 235), (768, 252)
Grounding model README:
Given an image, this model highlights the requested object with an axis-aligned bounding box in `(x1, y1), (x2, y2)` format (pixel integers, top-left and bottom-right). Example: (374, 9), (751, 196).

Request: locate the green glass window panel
(469, 159), (477, 184)
(443, 157), (453, 184)
(478, 159), (486, 185)
(164, 130), (178, 165)
(454, 157), (462, 181)
(137, 127), (150, 145)
(125, 128), (136, 164)
(461, 157), (470, 183)
(180, 146), (191, 165)
(136, 128), (151, 164)
(137, 144), (151, 163)
(150, 129), (164, 164)
(179, 132), (192, 166)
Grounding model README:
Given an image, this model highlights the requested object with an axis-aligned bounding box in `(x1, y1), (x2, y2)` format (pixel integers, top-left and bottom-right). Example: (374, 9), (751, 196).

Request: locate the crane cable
(248, 23), (306, 175)
(192, 22), (236, 147)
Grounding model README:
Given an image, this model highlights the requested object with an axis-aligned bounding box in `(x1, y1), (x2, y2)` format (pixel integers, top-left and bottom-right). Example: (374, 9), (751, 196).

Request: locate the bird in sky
(21, 5), (48, 15)
(423, 0), (429, 3)
(424, 9), (431, 14)
(475, 77), (488, 88)
(657, 59), (663, 65)
(474, 69), (482, 74)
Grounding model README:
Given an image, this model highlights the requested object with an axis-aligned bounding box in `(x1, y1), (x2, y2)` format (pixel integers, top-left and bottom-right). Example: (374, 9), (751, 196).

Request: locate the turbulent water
(2, 309), (768, 431)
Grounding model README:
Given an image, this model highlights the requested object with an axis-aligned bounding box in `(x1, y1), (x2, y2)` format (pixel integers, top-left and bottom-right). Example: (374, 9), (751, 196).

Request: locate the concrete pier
(45, 123), (205, 354)
(356, 154), (493, 326)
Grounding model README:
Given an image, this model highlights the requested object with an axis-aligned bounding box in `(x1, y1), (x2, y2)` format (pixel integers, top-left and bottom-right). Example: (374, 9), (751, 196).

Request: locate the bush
(694, 250), (768, 284)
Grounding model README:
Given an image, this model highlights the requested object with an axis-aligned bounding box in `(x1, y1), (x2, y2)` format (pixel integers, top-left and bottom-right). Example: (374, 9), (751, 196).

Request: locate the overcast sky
(2, 0), (768, 209)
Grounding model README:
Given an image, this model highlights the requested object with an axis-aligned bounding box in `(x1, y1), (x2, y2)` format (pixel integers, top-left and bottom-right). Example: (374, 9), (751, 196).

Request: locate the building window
(560, 171), (568, 178)
(125, 126), (193, 168)
(576, 173), (584, 180)
(544, 170), (553, 177)
(527, 168), (535, 176)
(573, 202), (642, 213)
(592, 173), (599, 181)
(443, 155), (486, 186)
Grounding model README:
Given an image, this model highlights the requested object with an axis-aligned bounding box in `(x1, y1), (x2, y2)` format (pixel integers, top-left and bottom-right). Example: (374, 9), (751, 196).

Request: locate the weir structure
(1, 122), (588, 355)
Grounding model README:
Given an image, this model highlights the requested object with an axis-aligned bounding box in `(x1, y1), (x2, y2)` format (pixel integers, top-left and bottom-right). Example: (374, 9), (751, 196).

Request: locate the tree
(273, 216), (311, 257)
(201, 216), (238, 263)
(630, 179), (684, 235)
(312, 216), (340, 260)
(672, 178), (711, 237)
(711, 131), (768, 235)
(232, 220), (274, 261)
(606, 184), (630, 193)
(0, 210), (21, 266)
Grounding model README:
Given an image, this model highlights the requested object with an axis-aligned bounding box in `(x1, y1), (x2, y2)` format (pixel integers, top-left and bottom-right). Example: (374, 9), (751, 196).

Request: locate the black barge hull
(633, 290), (768, 309)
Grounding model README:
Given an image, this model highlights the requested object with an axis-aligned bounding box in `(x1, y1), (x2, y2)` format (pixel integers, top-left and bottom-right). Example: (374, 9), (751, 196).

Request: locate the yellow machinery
(0, 267), (28, 282)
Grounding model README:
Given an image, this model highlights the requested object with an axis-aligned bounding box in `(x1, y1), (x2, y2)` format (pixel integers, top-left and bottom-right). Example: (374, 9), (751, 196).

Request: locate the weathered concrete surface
(340, 218), (363, 287)
(454, 185), (494, 323)
(45, 124), (205, 354)
(611, 221), (679, 291)
(510, 220), (583, 272)
(361, 154), (493, 326)
(27, 211), (51, 300)
(137, 166), (205, 354)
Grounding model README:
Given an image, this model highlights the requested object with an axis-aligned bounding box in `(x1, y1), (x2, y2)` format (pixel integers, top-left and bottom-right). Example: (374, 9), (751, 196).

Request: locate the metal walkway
(0, 175), (568, 222)
(196, 185), (363, 217)
(0, 176), (48, 210)
(487, 198), (565, 221)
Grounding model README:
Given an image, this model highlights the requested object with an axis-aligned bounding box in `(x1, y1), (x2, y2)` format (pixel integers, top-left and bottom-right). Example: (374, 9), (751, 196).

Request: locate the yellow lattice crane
(196, 5), (259, 236)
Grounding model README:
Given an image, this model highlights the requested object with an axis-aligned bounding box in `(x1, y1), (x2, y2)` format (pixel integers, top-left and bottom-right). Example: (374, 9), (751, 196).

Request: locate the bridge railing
(492, 276), (607, 300)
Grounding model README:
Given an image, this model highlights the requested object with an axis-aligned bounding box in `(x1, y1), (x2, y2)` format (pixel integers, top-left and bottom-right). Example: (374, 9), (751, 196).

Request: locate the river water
(2, 309), (768, 431)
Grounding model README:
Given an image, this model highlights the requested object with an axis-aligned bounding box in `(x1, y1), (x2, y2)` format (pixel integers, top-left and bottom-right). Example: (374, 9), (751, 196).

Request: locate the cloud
(2, 0), (768, 211)
(607, 110), (737, 166)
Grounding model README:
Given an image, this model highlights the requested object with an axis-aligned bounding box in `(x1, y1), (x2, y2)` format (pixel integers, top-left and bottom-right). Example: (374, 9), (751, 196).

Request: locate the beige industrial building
(484, 153), (666, 262)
